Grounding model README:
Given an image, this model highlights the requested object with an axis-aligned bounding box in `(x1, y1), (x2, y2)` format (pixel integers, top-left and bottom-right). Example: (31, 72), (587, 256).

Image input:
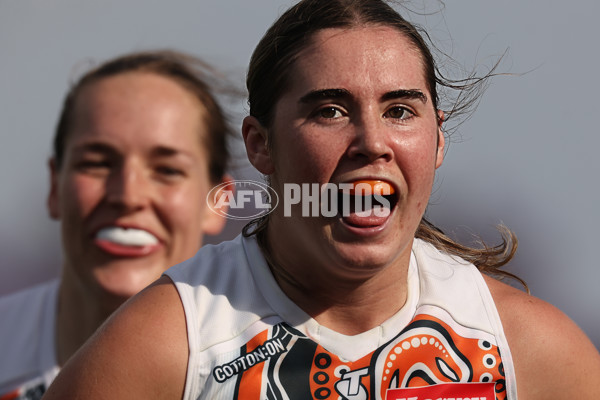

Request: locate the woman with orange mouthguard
(43, 1), (600, 399)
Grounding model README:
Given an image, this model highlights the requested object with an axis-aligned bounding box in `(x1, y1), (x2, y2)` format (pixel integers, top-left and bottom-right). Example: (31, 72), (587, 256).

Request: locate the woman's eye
(384, 106), (413, 120)
(156, 166), (184, 177)
(318, 107), (344, 119)
(76, 160), (110, 171)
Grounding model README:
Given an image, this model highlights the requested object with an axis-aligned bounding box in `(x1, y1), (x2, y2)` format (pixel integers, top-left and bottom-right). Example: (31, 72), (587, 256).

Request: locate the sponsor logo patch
(386, 382), (495, 400)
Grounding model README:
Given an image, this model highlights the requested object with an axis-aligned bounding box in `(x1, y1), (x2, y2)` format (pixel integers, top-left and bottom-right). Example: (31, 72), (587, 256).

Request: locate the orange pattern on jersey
(0, 390), (19, 400)
(231, 314), (508, 400)
(308, 344), (372, 399)
(374, 314), (506, 400)
(236, 329), (269, 398)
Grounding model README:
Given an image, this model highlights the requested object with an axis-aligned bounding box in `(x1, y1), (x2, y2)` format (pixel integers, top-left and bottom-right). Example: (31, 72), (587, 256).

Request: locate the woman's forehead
(288, 26), (429, 100)
(65, 73), (208, 152)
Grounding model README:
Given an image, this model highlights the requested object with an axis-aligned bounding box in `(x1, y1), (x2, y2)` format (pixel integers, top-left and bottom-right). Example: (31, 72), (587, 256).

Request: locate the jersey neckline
(241, 235), (420, 362)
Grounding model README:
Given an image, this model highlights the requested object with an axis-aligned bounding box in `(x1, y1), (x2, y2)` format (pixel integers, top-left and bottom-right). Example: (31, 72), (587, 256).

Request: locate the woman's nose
(346, 114), (393, 163)
(105, 163), (151, 212)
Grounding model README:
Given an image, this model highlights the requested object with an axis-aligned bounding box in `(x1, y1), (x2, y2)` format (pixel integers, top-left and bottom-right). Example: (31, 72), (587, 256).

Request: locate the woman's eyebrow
(381, 89), (427, 103)
(298, 88), (427, 104)
(71, 142), (115, 155)
(151, 146), (180, 157)
(150, 146), (195, 161)
(299, 88), (352, 104)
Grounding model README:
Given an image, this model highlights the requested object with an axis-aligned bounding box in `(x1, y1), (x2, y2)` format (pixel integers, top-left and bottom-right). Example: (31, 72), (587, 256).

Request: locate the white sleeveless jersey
(165, 235), (517, 400)
(0, 280), (60, 400)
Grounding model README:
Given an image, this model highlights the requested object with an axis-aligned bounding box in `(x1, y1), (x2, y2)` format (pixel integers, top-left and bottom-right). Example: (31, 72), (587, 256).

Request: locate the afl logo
(207, 180), (279, 220)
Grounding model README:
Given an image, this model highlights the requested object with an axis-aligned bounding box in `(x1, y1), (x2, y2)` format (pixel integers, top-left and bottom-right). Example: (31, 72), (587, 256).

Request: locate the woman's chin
(92, 266), (161, 302)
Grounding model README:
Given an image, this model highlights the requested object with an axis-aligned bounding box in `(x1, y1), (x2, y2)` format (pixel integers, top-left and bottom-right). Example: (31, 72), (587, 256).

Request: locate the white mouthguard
(96, 227), (158, 246)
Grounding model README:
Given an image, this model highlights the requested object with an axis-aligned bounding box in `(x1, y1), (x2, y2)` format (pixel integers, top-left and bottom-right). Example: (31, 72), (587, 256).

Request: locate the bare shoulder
(44, 276), (188, 400)
(483, 275), (600, 399)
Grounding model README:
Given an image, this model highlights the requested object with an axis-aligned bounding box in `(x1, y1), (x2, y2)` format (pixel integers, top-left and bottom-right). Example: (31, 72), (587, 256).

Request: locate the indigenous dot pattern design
(374, 315), (506, 399)
(229, 313), (508, 400)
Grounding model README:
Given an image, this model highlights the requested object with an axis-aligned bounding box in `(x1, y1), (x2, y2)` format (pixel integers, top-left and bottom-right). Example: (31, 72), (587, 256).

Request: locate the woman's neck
(261, 228), (413, 336)
(55, 271), (125, 366)
(282, 271), (411, 336)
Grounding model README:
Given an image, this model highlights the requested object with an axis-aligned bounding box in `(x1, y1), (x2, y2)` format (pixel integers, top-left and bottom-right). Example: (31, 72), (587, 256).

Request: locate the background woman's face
(262, 26), (444, 278)
(48, 72), (225, 300)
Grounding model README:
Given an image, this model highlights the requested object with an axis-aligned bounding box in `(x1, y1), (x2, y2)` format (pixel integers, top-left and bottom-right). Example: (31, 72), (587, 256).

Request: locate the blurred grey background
(1, 0), (598, 349)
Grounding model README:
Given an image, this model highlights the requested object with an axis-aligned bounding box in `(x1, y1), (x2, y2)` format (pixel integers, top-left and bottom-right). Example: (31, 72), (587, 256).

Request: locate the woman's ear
(47, 158), (61, 220)
(435, 110), (445, 169)
(242, 116), (275, 174)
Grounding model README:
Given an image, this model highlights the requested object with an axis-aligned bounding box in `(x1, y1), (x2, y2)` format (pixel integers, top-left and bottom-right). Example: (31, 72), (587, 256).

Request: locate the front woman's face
(251, 26), (444, 279)
(48, 72), (226, 301)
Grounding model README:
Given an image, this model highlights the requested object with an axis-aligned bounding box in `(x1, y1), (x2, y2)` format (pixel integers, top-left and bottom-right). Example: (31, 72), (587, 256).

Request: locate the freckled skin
(240, 26), (445, 334)
(262, 26), (443, 295)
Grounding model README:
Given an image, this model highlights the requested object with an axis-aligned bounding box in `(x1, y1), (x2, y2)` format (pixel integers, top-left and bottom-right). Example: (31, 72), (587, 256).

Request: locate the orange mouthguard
(347, 180), (395, 196)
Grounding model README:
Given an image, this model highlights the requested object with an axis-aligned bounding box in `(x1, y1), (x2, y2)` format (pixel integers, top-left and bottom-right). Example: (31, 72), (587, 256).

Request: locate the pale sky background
(1, 0), (598, 349)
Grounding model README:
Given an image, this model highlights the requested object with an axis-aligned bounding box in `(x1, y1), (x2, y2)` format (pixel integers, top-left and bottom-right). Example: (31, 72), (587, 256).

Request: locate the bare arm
(485, 275), (600, 399)
(43, 276), (188, 400)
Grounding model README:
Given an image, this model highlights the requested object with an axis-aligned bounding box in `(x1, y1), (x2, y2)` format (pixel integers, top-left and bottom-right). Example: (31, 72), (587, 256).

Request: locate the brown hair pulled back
(243, 0), (522, 286)
(53, 50), (231, 184)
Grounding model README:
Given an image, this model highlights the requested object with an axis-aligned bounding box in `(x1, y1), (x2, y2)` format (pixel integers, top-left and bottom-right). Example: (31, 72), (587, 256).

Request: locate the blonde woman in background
(0, 50), (232, 399)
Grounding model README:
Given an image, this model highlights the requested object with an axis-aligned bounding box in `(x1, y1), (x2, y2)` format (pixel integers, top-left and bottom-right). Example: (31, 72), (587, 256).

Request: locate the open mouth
(338, 180), (398, 226)
(94, 227), (161, 257)
(95, 227), (159, 247)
